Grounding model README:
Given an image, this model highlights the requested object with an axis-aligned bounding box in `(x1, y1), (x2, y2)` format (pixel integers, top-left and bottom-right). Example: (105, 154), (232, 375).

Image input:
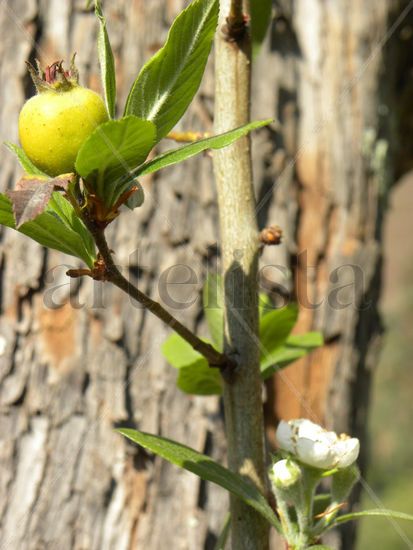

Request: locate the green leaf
(162, 332), (205, 369)
(4, 142), (48, 177)
(259, 292), (273, 318)
(251, 0), (272, 56)
(136, 120), (272, 177)
(286, 332), (324, 349)
(177, 363), (222, 395)
(203, 273), (224, 351)
(331, 509), (413, 529)
(260, 331), (323, 380)
(260, 331), (324, 379)
(0, 193), (96, 267)
(48, 192), (96, 263)
(118, 429), (281, 531)
(95, 1), (116, 118)
(308, 546), (333, 549)
(162, 333), (222, 395)
(124, 0), (219, 140)
(75, 116), (156, 207)
(259, 303), (298, 371)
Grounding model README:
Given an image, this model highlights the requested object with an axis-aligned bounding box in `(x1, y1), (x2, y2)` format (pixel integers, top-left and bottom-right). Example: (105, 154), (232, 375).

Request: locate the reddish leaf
(7, 174), (75, 228)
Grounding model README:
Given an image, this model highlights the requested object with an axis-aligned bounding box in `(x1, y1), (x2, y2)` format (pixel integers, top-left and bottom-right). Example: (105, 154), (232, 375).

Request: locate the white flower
(276, 419), (360, 470)
(271, 459), (302, 488)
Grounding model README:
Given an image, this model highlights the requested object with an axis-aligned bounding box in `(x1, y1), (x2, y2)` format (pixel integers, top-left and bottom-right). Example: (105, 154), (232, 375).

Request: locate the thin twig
(82, 213), (234, 370)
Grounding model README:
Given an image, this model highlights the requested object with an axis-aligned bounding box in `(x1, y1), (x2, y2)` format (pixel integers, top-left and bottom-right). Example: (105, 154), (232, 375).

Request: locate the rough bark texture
(0, 1), (412, 549)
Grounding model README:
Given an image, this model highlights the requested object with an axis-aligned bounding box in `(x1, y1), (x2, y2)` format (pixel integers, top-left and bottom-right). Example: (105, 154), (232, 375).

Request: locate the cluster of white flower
(275, 418), (360, 470)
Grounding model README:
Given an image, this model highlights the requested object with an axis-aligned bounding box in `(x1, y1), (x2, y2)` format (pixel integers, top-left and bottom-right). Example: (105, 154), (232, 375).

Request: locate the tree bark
(0, 1), (412, 549)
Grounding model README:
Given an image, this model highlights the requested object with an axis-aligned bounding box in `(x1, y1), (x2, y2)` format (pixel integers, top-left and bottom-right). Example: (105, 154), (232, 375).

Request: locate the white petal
(276, 420), (295, 453)
(296, 419), (325, 440)
(296, 437), (337, 469)
(334, 438), (360, 468)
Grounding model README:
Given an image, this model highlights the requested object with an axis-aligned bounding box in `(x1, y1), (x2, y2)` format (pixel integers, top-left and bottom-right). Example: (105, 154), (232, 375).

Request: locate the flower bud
(270, 458), (302, 489)
(276, 419), (360, 470)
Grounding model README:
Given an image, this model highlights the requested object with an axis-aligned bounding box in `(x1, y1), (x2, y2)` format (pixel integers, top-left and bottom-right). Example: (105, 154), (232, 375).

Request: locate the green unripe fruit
(18, 59), (109, 177)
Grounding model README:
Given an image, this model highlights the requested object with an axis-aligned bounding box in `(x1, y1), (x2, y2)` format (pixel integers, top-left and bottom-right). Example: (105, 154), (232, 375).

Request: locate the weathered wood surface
(0, 1), (411, 549)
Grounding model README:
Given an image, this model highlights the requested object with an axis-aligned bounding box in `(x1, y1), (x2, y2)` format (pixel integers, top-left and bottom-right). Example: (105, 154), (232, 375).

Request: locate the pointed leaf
(331, 509), (413, 529)
(8, 179), (53, 228)
(95, 1), (116, 118)
(251, 0), (272, 56)
(75, 116), (156, 207)
(136, 120), (272, 177)
(124, 0), (219, 140)
(4, 142), (48, 177)
(0, 193), (96, 267)
(203, 273), (224, 351)
(7, 174), (74, 228)
(118, 429), (281, 531)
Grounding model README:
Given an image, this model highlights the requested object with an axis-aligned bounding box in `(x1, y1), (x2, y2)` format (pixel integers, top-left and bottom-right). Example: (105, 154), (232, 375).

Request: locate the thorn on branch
(259, 226), (283, 246)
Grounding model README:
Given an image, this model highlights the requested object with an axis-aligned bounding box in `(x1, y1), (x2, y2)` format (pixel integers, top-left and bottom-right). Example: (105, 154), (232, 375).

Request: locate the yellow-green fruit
(19, 86), (108, 177)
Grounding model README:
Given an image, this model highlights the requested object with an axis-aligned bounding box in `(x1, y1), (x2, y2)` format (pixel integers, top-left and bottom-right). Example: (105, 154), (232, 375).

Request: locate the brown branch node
(259, 225), (283, 246)
(222, 14), (248, 43)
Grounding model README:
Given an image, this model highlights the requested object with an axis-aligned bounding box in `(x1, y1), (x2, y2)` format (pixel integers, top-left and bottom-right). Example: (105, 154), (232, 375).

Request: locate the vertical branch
(213, 0), (269, 549)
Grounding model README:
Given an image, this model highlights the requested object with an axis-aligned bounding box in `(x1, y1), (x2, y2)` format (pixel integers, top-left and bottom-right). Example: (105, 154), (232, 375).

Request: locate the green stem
(213, 0), (269, 548)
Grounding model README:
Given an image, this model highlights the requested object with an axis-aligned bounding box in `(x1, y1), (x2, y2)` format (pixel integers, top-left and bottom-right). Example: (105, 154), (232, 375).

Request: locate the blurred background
(0, 1), (412, 549)
(357, 174), (413, 549)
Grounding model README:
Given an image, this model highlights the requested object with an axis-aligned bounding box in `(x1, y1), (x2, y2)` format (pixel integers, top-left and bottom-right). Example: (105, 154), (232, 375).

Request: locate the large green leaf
(95, 0), (116, 118)
(0, 193), (96, 267)
(75, 116), (156, 207)
(124, 0), (219, 140)
(259, 303), (298, 371)
(136, 120), (271, 177)
(4, 142), (48, 177)
(162, 333), (222, 395)
(118, 429), (281, 530)
(203, 273), (224, 351)
(251, 0), (272, 56)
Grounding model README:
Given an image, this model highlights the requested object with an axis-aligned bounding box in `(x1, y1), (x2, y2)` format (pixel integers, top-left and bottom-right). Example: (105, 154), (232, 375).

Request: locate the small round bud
(270, 459), (302, 489)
